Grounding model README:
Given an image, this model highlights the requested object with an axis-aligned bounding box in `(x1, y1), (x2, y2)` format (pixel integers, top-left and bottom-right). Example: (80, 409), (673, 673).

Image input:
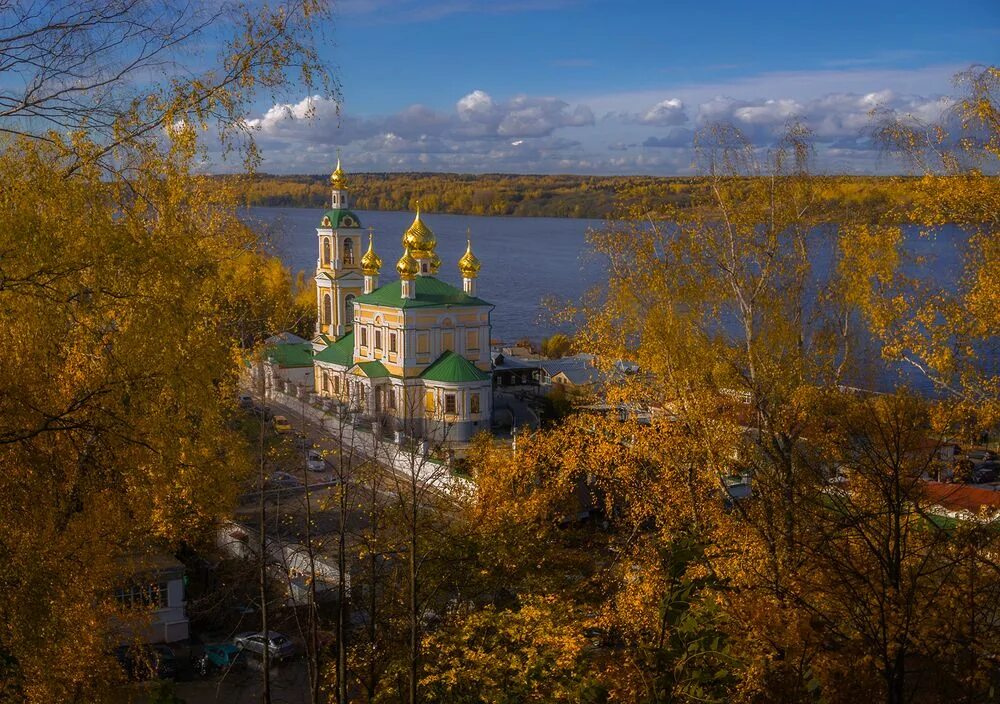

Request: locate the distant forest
(232, 172), (922, 220)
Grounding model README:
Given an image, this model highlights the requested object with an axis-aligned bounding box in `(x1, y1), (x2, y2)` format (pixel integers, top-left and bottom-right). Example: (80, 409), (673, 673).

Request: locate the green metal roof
(314, 331), (354, 367)
(266, 342), (314, 368)
(355, 276), (492, 310)
(320, 209), (362, 229)
(353, 360), (391, 378)
(420, 351), (490, 383)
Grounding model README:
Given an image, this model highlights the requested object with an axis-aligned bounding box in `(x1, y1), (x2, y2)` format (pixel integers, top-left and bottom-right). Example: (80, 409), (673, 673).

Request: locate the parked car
(968, 448), (998, 465)
(114, 643), (177, 680)
(197, 643), (246, 676)
(974, 466), (998, 483)
(252, 404), (273, 421)
(238, 392), (253, 409)
(306, 449), (326, 472)
(233, 631), (297, 661)
(267, 471), (301, 490)
(293, 432), (311, 451)
(272, 415), (292, 434)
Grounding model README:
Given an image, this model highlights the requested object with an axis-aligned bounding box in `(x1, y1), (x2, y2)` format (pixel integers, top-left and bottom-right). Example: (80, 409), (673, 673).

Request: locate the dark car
(114, 643), (177, 680)
(252, 404), (273, 421)
(197, 643), (246, 676)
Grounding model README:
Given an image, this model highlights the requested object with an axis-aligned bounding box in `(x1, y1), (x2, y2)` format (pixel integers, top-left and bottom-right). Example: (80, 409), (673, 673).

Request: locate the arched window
(343, 238), (354, 265)
(322, 293), (331, 325)
(322, 238), (331, 265)
(345, 294), (355, 327)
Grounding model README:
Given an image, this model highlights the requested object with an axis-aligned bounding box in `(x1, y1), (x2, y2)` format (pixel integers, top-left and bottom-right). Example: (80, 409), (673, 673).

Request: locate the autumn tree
(0, 1), (334, 700)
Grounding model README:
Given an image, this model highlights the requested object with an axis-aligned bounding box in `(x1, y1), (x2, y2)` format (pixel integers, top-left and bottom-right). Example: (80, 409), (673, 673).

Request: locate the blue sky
(240, 0), (1000, 175)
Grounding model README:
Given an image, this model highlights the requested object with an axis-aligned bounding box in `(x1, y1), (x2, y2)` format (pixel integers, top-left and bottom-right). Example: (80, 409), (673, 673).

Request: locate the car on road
(233, 631), (297, 661)
(272, 415), (292, 434)
(252, 404), (273, 421)
(197, 643), (246, 676)
(293, 432), (311, 451)
(306, 449), (326, 472)
(238, 392), (253, 409)
(267, 471), (302, 490)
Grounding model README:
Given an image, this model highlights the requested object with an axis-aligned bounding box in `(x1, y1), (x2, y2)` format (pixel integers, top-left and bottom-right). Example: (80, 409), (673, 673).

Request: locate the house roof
(266, 342), (314, 368)
(420, 350), (490, 383)
(352, 360), (391, 378)
(314, 331), (354, 367)
(355, 276), (492, 310)
(265, 332), (308, 345)
(922, 482), (1000, 514)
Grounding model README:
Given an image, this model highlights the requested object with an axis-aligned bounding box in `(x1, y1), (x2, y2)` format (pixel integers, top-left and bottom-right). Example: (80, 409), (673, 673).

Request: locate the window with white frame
(114, 581), (168, 609)
(470, 393), (480, 415)
(444, 393), (456, 415)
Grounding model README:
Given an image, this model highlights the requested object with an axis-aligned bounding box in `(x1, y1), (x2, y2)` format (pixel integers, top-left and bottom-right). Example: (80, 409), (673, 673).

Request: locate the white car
(233, 631), (296, 661)
(305, 449), (325, 473)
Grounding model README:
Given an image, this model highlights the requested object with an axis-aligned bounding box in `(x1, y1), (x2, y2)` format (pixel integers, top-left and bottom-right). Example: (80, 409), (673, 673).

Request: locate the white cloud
(639, 98), (688, 126)
(220, 64), (972, 175)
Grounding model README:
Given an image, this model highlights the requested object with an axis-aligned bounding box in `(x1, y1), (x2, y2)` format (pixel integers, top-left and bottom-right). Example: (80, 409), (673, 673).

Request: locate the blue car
(197, 643), (245, 676)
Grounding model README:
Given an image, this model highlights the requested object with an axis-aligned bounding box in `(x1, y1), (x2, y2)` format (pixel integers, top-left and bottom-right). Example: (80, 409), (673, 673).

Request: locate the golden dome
(361, 231), (382, 276)
(428, 251), (442, 274)
(401, 202), (436, 259)
(458, 236), (481, 279)
(396, 245), (419, 280)
(330, 155), (348, 190)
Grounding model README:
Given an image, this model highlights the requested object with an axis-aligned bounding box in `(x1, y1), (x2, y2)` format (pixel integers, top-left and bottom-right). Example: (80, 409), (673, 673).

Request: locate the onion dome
(428, 251), (442, 274)
(396, 245), (419, 280)
(401, 202), (436, 259)
(361, 231), (382, 276)
(458, 236), (481, 279)
(330, 155), (348, 190)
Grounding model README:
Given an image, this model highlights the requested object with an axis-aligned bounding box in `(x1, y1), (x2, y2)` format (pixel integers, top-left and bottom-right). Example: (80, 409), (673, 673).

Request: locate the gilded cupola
(401, 202), (436, 259)
(361, 230), (382, 276)
(396, 245), (419, 280)
(458, 236), (481, 279)
(330, 155), (348, 191)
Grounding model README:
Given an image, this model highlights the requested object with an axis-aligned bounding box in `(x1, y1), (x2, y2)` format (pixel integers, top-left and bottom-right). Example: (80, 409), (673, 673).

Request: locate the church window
(333, 376), (340, 394)
(322, 374), (329, 393)
(322, 238), (331, 265)
(322, 293), (331, 325)
(444, 394), (456, 415)
(360, 327), (368, 347)
(343, 238), (354, 265)
(389, 333), (397, 353)
(345, 294), (355, 326)
(375, 330), (382, 350)
(421, 263), (428, 274)
(470, 393), (480, 414)
(388, 388), (396, 410)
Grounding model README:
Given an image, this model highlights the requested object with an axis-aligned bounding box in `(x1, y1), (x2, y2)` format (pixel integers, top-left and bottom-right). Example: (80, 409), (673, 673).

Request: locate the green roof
(420, 351), (491, 383)
(320, 209), (362, 229)
(355, 276), (492, 310)
(354, 360), (391, 378)
(314, 331), (354, 367)
(266, 342), (314, 368)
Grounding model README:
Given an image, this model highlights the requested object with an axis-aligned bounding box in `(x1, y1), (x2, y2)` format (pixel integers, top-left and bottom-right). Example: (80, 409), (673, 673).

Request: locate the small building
(492, 352), (541, 389)
(539, 354), (600, 392)
(114, 554), (189, 644)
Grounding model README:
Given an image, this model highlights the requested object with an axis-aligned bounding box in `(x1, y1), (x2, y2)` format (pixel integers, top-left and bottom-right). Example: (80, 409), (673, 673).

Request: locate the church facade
(312, 159), (494, 444)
